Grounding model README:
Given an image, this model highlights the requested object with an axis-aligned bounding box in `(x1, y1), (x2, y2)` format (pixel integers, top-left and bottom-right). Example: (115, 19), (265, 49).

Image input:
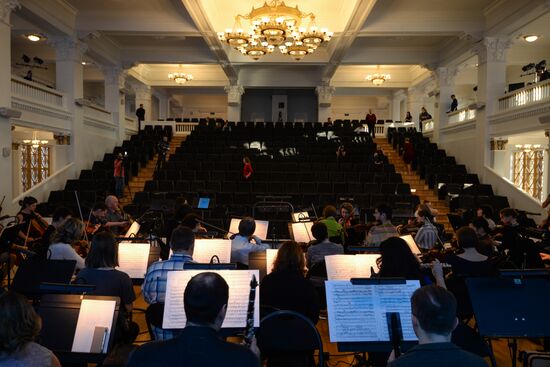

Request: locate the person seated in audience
(181, 213), (208, 236)
(127, 272), (259, 367)
(320, 205), (344, 244)
(0, 292), (61, 367)
(376, 237), (422, 281)
(335, 144), (347, 160)
(338, 202), (355, 230)
(75, 231), (139, 344)
(48, 217), (86, 270)
(230, 217), (269, 265)
(261, 241), (320, 323)
(242, 156), (253, 180)
(476, 205), (496, 230)
(414, 208), (439, 250)
(104, 195), (130, 235)
(142, 226), (195, 340)
(387, 285), (488, 367)
(366, 204), (399, 246)
(443, 227), (494, 277)
(469, 217), (497, 256)
(306, 222), (343, 267)
(373, 149), (385, 165)
(222, 120), (232, 132)
(36, 206), (72, 259)
(16, 196), (49, 246)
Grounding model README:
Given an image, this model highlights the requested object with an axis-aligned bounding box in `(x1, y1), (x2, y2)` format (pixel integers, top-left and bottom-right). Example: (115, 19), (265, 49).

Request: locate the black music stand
(249, 251), (267, 280)
(11, 259), (76, 298)
(36, 294), (120, 365)
(466, 272), (550, 367)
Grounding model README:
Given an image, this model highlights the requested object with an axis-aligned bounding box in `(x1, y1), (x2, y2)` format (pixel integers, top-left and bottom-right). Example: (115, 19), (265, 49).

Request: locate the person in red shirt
(242, 157), (253, 180)
(114, 153), (125, 198)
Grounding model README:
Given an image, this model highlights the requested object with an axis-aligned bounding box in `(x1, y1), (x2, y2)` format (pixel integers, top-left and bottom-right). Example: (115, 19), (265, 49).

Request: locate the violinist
(48, 217), (85, 271)
(16, 196), (48, 246)
(36, 207), (72, 259)
(338, 202), (355, 230)
(442, 227), (494, 277)
(86, 203), (108, 236)
(230, 217), (269, 265)
(104, 195), (130, 235)
(365, 204), (399, 246)
(469, 217), (497, 257)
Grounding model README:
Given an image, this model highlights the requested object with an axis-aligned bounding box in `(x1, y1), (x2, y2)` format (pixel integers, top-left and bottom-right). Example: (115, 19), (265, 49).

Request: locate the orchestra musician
(16, 196), (48, 246)
(86, 203), (109, 236)
(36, 207), (72, 259)
(104, 196), (131, 235)
(48, 217), (86, 271)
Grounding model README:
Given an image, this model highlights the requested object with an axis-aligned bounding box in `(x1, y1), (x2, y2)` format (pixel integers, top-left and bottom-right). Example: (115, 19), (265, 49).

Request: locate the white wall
(174, 94), (227, 120)
(331, 95), (390, 121)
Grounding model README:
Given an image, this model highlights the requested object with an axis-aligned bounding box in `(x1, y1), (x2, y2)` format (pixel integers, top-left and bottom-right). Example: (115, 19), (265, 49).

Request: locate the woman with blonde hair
(260, 241), (319, 323)
(48, 217), (85, 270)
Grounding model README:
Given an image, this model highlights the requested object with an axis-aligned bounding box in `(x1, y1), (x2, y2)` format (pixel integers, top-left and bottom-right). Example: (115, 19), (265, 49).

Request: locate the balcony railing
(448, 108), (476, 124)
(11, 76), (65, 108)
(499, 80), (550, 111)
(83, 104), (113, 124)
(423, 119), (434, 132)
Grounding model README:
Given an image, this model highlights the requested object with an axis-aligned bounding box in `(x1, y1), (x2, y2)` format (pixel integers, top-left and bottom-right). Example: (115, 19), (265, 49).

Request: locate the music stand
(37, 294), (120, 365)
(466, 273), (550, 367)
(11, 259), (76, 298)
(249, 251), (267, 280)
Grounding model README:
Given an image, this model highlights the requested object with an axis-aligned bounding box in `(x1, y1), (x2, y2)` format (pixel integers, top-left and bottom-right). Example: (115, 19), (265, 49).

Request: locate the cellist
(16, 196), (48, 247)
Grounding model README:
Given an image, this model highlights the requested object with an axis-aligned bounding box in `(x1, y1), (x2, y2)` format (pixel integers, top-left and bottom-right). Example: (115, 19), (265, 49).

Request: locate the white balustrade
(83, 104), (113, 124)
(423, 119), (434, 132)
(448, 108), (476, 124)
(498, 80), (550, 111)
(11, 76), (65, 108)
(175, 122), (198, 134)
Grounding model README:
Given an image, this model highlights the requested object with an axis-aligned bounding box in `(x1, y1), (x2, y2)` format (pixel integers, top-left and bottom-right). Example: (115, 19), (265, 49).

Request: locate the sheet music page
(125, 222), (140, 237)
(291, 222), (313, 243)
(229, 218), (269, 240)
(72, 299), (116, 353)
(193, 239), (232, 263)
(163, 270), (260, 329)
(325, 255), (359, 280)
(400, 235), (421, 255)
(325, 280), (420, 342)
(117, 242), (150, 279)
(354, 254), (381, 278)
(265, 249), (278, 274)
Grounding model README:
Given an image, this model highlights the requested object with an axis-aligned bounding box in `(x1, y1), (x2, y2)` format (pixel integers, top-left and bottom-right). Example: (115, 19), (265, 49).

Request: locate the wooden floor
(131, 285), (542, 367)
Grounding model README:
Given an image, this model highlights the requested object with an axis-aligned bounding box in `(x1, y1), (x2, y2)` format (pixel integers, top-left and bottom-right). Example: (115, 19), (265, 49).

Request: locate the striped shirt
(142, 253), (194, 340)
(414, 222), (439, 250)
(366, 222), (399, 246)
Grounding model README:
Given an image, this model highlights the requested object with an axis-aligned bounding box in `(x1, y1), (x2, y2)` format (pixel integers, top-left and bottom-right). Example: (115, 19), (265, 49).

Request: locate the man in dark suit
(127, 272), (259, 367)
(135, 103), (145, 132)
(448, 95), (458, 112)
(365, 109), (377, 138)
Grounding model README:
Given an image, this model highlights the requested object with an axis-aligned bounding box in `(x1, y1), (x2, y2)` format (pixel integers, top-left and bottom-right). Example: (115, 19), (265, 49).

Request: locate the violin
(72, 240), (90, 258)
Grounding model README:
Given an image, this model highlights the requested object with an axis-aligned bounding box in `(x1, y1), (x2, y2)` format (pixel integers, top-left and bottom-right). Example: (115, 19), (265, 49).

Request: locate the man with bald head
(128, 272), (259, 366)
(103, 195), (129, 235)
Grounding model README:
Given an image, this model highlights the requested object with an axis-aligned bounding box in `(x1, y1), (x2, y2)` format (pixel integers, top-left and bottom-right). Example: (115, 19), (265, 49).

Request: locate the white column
(392, 90), (406, 121)
(52, 37), (87, 169)
(104, 67), (127, 142)
(473, 37), (510, 177)
(407, 87), (423, 130)
(158, 93), (168, 120)
(315, 85), (335, 123)
(225, 84), (244, 122)
(0, 0), (20, 212)
(434, 66), (457, 144)
(134, 84), (152, 121)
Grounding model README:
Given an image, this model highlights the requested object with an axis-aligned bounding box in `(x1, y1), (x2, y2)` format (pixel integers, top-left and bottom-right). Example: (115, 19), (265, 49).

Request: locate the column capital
(315, 85), (335, 107)
(50, 37), (88, 62)
(435, 66), (458, 88)
(133, 83), (152, 100)
(0, 0), (19, 25)
(473, 37), (512, 64)
(224, 84), (244, 106)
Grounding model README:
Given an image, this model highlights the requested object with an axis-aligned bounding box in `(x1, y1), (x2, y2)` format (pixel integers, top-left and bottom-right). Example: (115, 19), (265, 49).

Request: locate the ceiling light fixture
(168, 72), (194, 85)
(25, 34), (44, 42)
(218, 1), (332, 61)
(523, 35), (539, 43)
(366, 66), (391, 86)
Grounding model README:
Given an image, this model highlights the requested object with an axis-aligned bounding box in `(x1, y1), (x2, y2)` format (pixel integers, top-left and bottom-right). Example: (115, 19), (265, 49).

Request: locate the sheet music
(163, 270), (260, 329)
(43, 217), (52, 225)
(117, 242), (150, 279)
(325, 254), (380, 280)
(292, 211), (310, 222)
(193, 239), (232, 263)
(266, 249), (278, 274)
(125, 222), (140, 238)
(400, 235), (421, 255)
(229, 218), (269, 240)
(325, 280), (420, 342)
(290, 222), (313, 243)
(72, 299), (116, 353)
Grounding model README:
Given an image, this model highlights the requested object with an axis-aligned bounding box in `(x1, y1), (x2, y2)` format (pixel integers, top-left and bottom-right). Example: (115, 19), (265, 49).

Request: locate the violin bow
(73, 191), (89, 242)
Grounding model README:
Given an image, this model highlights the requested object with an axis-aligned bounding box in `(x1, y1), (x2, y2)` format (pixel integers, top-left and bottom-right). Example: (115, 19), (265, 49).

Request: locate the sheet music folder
(466, 276), (550, 338)
(36, 294), (120, 365)
(326, 278), (420, 352)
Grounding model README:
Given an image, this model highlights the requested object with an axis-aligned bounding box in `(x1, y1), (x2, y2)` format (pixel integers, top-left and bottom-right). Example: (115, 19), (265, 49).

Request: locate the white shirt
(48, 242), (85, 270)
(230, 235), (270, 265)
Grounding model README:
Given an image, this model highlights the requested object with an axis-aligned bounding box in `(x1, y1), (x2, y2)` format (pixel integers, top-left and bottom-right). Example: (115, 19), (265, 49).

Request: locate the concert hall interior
(1, 0), (550, 366)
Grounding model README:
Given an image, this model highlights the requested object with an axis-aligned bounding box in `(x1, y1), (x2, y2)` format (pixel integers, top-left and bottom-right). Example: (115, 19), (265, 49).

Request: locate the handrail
(498, 80), (550, 111)
(12, 163), (75, 204)
(448, 107), (476, 124)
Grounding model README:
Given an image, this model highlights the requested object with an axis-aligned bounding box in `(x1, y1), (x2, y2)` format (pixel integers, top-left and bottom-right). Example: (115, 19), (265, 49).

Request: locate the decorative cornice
(473, 37), (512, 64)
(315, 85), (336, 107)
(49, 37), (88, 62)
(224, 84), (244, 106)
(0, 0), (19, 25)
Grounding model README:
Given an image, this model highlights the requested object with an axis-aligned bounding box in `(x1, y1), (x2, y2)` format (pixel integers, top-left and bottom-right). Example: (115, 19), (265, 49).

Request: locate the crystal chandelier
(218, 1), (333, 61)
(23, 132), (48, 148)
(366, 67), (391, 86)
(168, 72), (193, 85)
